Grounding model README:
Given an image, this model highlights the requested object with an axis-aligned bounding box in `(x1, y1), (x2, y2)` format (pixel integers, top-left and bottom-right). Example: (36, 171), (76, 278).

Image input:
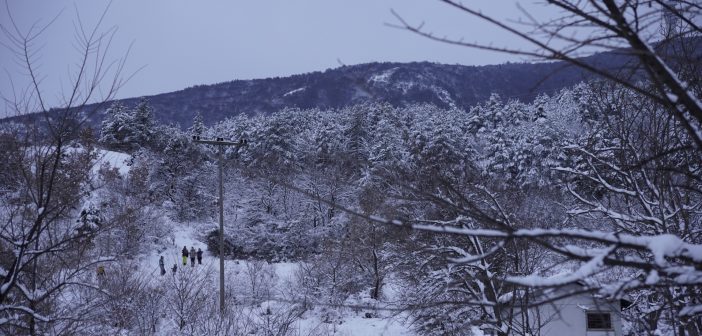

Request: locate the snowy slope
(136, 222), (414, 335)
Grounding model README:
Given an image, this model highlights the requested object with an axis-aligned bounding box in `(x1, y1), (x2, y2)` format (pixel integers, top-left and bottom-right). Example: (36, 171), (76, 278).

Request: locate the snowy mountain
(109, 59), (598, 127)
(5, 37), (698, 130)
(3, 43), (701, 336)
(73, 46), (670, 128)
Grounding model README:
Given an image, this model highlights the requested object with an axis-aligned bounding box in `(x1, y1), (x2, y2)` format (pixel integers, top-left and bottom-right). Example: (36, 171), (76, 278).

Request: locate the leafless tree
(166, 265), (213, 332)
(0, 2), (132, 334)
(383, 1), (702, 334)
(392, 0), (702, 147)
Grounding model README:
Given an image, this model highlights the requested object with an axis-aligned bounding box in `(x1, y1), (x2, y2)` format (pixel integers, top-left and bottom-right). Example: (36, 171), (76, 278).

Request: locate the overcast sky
(0, 1), (557, 114)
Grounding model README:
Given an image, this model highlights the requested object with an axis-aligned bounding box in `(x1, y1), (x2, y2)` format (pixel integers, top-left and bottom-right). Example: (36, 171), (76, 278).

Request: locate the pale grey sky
(0, 1), (556, 114)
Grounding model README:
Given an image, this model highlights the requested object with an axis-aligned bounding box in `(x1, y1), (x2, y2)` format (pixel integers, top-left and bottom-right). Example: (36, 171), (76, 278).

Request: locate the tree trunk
(371, 249), (381, 300)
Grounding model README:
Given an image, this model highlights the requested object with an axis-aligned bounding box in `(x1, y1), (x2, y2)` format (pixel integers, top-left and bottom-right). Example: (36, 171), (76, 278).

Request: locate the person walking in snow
(182, 246), (189, 265)
(196, 248), (203, 265)
(159, 256), (166, 276)
(190, 247), (196, 267)
(96, 265), (106, 286)
(172, 263), (177, 275)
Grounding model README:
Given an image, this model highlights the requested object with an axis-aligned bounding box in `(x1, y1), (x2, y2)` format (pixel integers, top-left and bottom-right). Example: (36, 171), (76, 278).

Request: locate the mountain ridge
(10, 38), (700, 129)
(109, 59), (599, 128)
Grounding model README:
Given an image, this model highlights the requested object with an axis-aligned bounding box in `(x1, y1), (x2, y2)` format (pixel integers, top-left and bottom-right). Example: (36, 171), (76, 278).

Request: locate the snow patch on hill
(433, 86), (457, 109)
(94, 149), (131, 176)
(283, 87), (307, 97)
(369, 67), (399, 84)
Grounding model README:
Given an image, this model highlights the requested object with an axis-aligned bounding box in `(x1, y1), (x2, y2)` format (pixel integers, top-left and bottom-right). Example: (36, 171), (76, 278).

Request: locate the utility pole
(192, 136), (247, 314)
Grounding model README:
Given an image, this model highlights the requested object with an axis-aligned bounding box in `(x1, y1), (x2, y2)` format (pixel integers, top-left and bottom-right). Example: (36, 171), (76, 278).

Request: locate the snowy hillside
(19, 51), (639, 129)
(4, 1), (702, 334)
(135, 224), (413, 335)
(6, 76), (702, 334)
(3, 66), (702, 336)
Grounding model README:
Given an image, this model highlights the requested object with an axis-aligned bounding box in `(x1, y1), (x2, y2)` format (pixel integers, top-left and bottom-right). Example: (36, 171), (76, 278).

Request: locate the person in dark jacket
(159, 256), (166, 275)
(196, 248), (203, 265)
(96, 265), (106, 286)
(190, 247), (196, 267)
(182, 246), (189, 265)
(172, 263), (177, 275)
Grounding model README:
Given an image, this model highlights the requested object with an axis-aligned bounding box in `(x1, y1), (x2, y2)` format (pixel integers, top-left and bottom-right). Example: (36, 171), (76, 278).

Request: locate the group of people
(182, 246), (203, 266)
(158, 246), (204, 276)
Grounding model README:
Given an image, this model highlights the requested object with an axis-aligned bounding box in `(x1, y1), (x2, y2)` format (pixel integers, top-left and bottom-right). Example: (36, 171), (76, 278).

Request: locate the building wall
(519, 294), (623, 336)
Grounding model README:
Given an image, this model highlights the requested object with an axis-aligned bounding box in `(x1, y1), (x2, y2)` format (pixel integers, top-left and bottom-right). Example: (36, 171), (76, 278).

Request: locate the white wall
(508, 291), (623, 336)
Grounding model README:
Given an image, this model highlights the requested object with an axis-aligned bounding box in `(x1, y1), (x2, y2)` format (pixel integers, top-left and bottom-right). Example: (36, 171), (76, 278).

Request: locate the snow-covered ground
(138, 224), (414, 335)
(369, 67), (399, 84)
(283, 86), (307, 97)
(94, 149), (132, 176)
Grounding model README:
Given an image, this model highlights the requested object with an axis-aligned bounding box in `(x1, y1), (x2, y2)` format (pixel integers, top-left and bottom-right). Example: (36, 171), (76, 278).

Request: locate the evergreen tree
(99, 102), (133, 152)
(188, 112), (205, 138)
(131, 98), (156, 148)
(99, 99), (156, 152)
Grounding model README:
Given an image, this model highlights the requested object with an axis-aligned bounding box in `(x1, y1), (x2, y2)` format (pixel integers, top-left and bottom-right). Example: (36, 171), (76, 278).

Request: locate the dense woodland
(2, 1), (702, 335)
(86, 58), (603, 127)
(4, 77), (700, 334)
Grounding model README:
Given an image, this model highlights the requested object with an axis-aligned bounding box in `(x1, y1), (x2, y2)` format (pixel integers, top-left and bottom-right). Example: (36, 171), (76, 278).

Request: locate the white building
(502, 283), (632, 336)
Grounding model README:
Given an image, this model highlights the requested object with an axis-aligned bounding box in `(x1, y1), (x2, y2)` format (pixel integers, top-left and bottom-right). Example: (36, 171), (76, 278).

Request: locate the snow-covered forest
(3, 80), (701, 335)
(2, 1), (702, 336)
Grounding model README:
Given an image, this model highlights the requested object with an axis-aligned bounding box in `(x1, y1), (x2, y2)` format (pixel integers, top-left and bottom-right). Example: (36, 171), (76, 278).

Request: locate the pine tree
(98, 98), (156, 152)
(99, 102), (133, 151)
(188, 112), (205, 138)
(131, 98), (156, 148)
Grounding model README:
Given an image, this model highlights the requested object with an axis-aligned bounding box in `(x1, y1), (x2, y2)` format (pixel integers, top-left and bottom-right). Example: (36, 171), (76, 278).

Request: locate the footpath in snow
(137, 225), (413, 335)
